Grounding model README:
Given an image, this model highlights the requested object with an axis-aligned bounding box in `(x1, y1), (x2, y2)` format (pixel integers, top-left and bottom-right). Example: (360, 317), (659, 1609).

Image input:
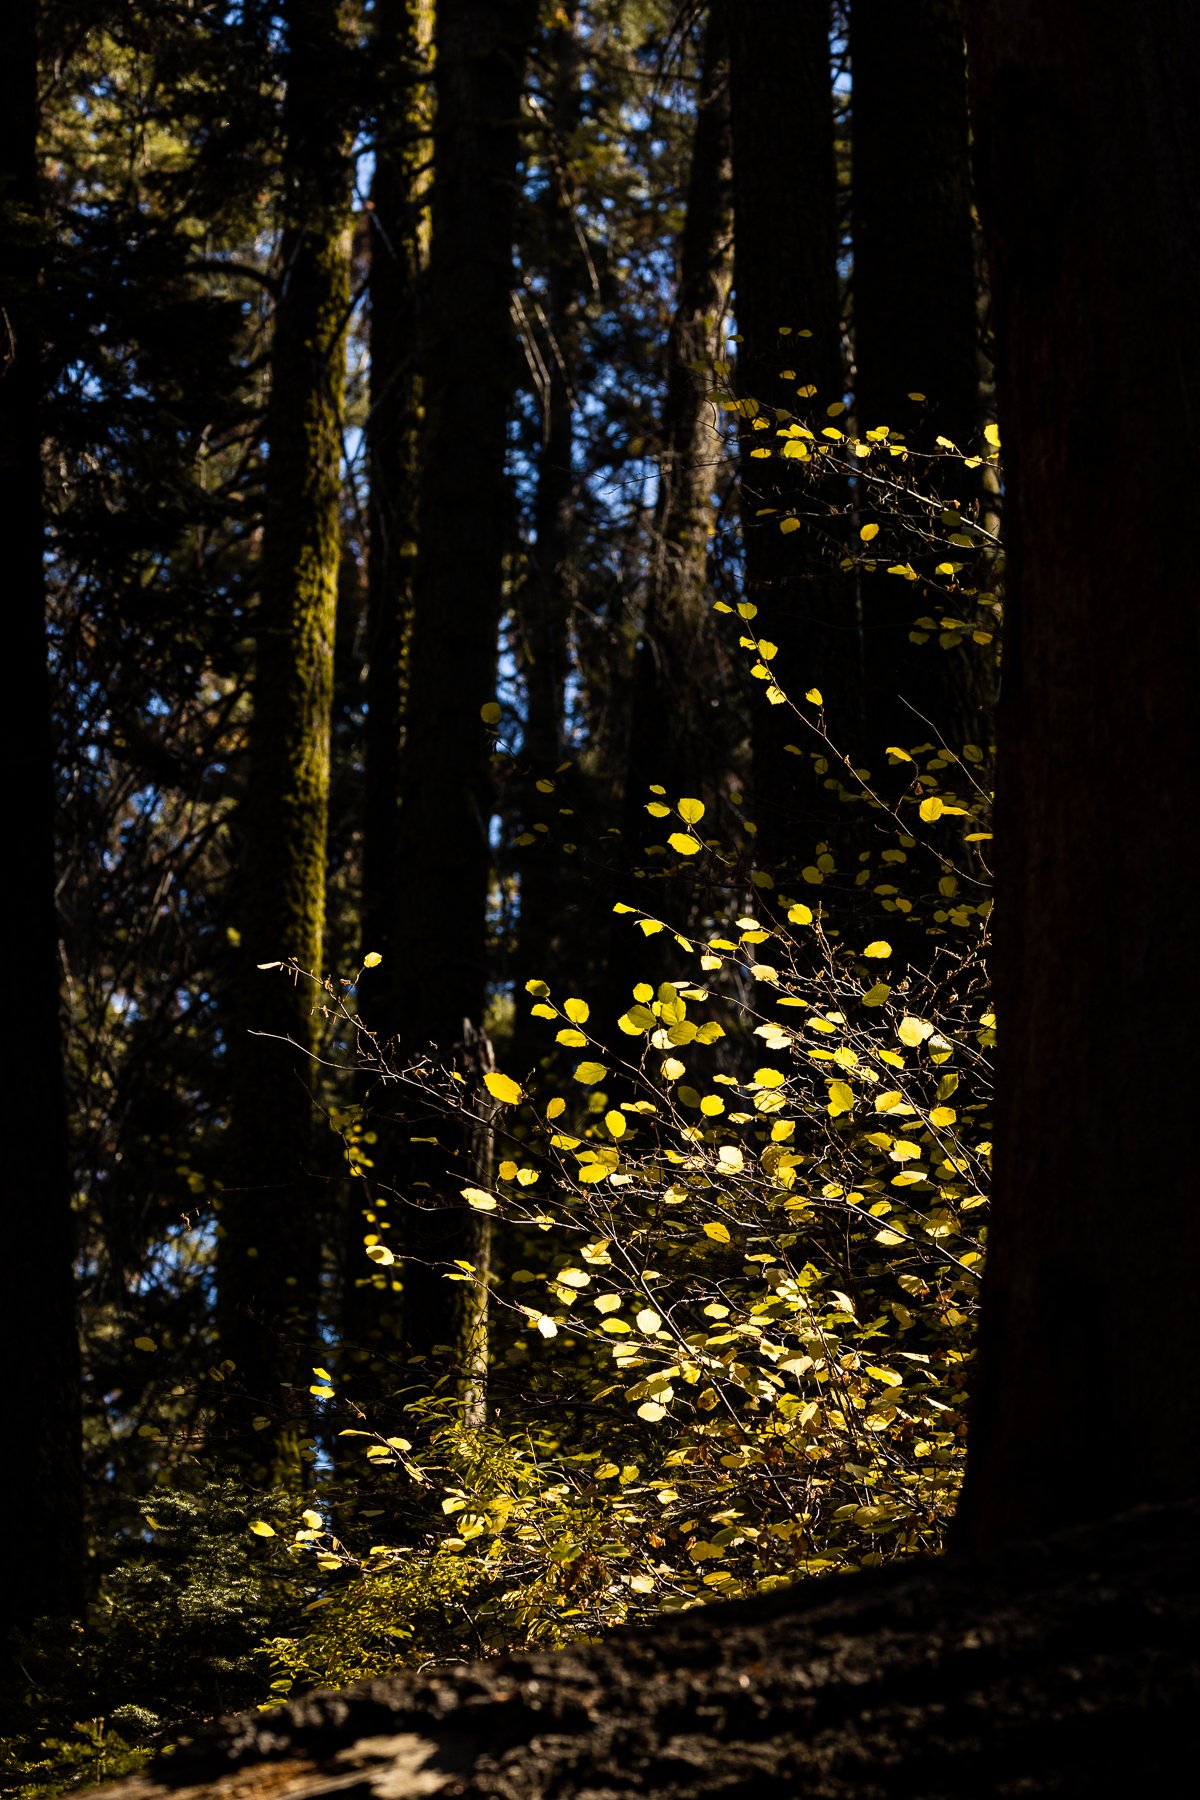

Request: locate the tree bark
(0, 0), (84, 1638)
(218, 0), (353, 1479)
(954, 0), (1200, 1550)
(392, 0), (537, 1418)
(724, 0), (852, 870)
(850, 0), (986, 760)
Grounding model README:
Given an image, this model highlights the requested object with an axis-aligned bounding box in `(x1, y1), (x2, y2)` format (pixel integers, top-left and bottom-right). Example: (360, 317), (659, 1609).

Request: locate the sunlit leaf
(484, 1071), (524, 1105)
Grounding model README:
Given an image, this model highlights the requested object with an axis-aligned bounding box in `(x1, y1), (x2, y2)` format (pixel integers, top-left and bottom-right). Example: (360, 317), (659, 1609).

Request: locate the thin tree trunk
(219, 0), (353, 1479)
(0, 0), (84, 1637)
(605, 11), (733, 1018)
(510, 2), (583, 1068)
(851, 0), (986, 760)
(954, 0), (1200, 1550)
(393, 0), (537, 1422)
(724, 0), (852, 871)
(346, 0), (431, 1371)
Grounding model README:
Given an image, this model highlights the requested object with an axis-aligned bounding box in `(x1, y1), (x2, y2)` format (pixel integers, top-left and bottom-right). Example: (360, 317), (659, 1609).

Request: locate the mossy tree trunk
(954, 0), (1200, 1550)
(218, 0), (353, 1480)
(392, 0), (537, 1423)
(850, 0), (986, 762)
(0, 0), (84, 1638)
(723, 0), (852, 872)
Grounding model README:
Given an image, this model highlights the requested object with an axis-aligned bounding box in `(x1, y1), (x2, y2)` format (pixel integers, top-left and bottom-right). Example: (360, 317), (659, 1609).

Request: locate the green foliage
(0, 1484), (303, 1796)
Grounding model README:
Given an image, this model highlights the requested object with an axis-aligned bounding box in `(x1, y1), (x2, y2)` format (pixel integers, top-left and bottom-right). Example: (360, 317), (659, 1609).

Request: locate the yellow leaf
(636, 1308), (662, 1334)
(780, 517), (801, 534)
(700, 1094), (725, 1116)
(312, 1367), (332, 1382)
(578, 1162), (608, 1184)
(479, 701), (501, 724)
(703, 1221), (731, 1243)
(545, 1096), (566, 1119)
(362, 951), (382, 969)
(556, 1028), (588, 1047)
(717, 1146), (744, 1171)
(863, 940), (892, 959)
(310, 1384), (334, 1399)
(637, 1401), (667, 1422)
(753, 1067), (786, 1089)
(563, 997), (590, 1023)
(862, 981), (891, 1007)
(827, 1079), (855, 1117)
(661, 1056), (686, 1080)
(984, 421), (1001, 449)
(301, 1508), (322, 1529)
(897, 1016), (933, 1046)
(461, 1187), (497, 1211)
(484, 1070), (524, 1105)
(248, 1521), (276, 1538)
(668, 832), (702, 856)
(536, 1315), (558, 1338)
(618, 1004), (656, 1035)
(574, 1060), (608, 1084)
(928, 1105), (957, 1127)
(918, 796), (944, 823)
(859, 522), (879, 542)
(805, 687), (823, 705)
(365, 1244), (395, 1265)
(605, 1110), (626, 1139)
(788, 903), (814, 925)
(677, 797), (705, 825)
(134, 1336), (157, 1353)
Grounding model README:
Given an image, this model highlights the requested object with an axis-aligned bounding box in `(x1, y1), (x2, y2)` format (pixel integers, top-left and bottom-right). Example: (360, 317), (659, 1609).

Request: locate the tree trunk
(218, 0), (353, 1480)
(850, 0), (986, 760)
(954, 0), (1200, 1550)
(345, 0), (431, 1375)
(392, 0), (537, 1419)
(510, 2), (583, 1068)
(0, 0), (84, 1638)
(604, 13), (734, 1017)
(723, 0), (852, 870)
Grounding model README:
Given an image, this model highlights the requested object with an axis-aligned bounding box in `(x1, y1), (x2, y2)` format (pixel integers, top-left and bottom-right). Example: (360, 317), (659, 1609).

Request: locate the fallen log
(88, 1498), (1198, 1798)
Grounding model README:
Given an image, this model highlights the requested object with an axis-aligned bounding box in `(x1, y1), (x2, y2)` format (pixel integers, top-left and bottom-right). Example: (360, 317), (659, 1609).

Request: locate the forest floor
(88, 1498), (1197, 1799)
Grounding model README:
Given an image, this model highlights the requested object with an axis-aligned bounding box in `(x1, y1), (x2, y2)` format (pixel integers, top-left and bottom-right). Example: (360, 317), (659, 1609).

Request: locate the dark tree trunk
(724, 0), (852, 870)
(603, 13), (734, 1019)
(623, 15), (732, 815)
(361, 0), (429, 989)
(850, 0), (986, 760)
(510, 2), (583, 1067)
(218, 0), (353, 1479)
(393, 0), (537, 1417)
(0, 0), (84, 1638)
(345, 0), (430, 1372)
(954, 0), (1200, 1550)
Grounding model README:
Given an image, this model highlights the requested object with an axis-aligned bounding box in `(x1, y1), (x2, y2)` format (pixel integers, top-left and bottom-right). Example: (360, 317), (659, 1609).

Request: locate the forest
(2, 0), (1197, 1793)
